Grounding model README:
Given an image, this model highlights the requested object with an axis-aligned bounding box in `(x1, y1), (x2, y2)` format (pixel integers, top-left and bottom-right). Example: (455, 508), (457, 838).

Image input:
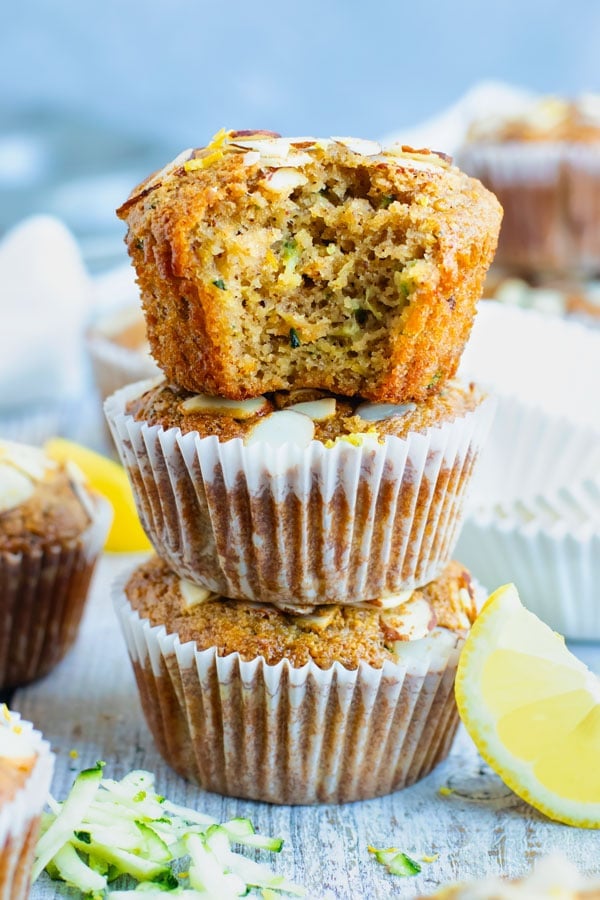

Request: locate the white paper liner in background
(105, 381), (494, 607)
(457, 142), (600, 274)
(456, 493), (600, 640)
(466, 400), (600, 508)
(0, 496), (112, 690)
(86, 307), (160, 404)
(113, 573), (464, 805)
(459, 301), (600, 429)
(0, 710), (54, 900)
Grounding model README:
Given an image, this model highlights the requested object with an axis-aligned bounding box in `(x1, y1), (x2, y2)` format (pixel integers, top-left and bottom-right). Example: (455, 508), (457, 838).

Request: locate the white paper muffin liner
(458, 141), (600, 274)
(0, 709), (54, 900)
(456, 487), (600, 640)
(114, 569), (465, 805)
(0, 495), (112, 690)
(466, 399), (600, 508)
(105, 381), (494, 607)
(87, 321), (160, 404)
(459, 301), (600, 429)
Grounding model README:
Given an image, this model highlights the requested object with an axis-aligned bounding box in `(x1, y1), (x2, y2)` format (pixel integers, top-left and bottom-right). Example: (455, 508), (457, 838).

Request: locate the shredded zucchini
(33, 765), (304, 898)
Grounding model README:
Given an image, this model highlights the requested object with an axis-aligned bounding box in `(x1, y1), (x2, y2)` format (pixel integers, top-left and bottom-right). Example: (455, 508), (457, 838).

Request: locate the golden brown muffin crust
(118, 132), (501, 402)
(0, 468), (92, 554)
(125, 557), (476, 670)
(125, 378), (484, 443)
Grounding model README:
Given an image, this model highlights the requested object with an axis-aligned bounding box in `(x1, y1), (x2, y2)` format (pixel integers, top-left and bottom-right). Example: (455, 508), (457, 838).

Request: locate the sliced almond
(380, 598), (436, 642)
(294, 607), (337, 632)
(366, 588), (414, 610)
(242, 150), (261, 167)
(286, 398), (337, 421)
(179, 579), (215, 609)
(0, 463), (35, 514)
(355, 402), (416, 422)
(229, 137), (292, 157)
(180, 394), (270, 419)
(261, 168), (309, 193)
(0, 440), (54, 481)
(332, 137), (382, 156)
(244, 410), (315, 448)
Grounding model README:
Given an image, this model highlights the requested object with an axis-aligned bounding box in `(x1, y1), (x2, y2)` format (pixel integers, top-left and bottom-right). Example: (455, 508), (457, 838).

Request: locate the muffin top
(0, 441), (95, 553)
(116, 130), (501, 403)
(0, 706), (37, 805)
(125, 378), (485, 445)
(125, 557), (476, 670)
(465, 95), (600, 144)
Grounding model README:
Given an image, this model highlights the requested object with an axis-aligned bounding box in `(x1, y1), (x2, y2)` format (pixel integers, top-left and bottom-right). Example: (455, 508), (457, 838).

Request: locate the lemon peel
(45, 438), (151, 553)
(455, 583), (600, 828)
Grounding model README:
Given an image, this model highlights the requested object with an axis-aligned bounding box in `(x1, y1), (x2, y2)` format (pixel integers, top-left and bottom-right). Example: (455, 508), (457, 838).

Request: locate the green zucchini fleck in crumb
(289, 327), (301, 348)
(212, 279), (226, 290)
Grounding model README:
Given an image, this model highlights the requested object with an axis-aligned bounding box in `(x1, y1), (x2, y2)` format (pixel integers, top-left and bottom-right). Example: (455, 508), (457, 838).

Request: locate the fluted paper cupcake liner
(460, 301), (600, 429)
(0, 711), (54, 900)
(458, 142), (600, 274)
(87, 328), (160, 404)
(105, 381), (494, 607)
(114, 573), (464, 805)
(456, 498), (600, 640)
(0, 496), (112, 690)
(467, 398), (600, 509)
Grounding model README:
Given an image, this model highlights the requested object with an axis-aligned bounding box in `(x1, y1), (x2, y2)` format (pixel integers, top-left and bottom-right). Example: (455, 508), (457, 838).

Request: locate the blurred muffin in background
(0, 440), (111, 689)
(0, 707), (54, 900)
(87, 305), (160, 404)
(458, 95), (600, 276)
(483, 271), (600, 326)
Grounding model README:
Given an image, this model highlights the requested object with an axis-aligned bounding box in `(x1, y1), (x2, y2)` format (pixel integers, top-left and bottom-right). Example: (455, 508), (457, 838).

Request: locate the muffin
(114, 555), (477, 804)
(0, 440), (112, 689)
(0, 706), (54, 900)
(117, 130), (502, 403)
(420, 854), (600, 898)
(87, 304), (160, 403)
(105, 377), (494, 607)
(458, 95), (600, 275)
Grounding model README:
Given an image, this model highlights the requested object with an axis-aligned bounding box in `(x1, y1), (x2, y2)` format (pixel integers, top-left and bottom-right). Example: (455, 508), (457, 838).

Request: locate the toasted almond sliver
(261, 169), (309, 193)
(286, 398), (337, 421)
(294, 607), (337, 631)
(381, 598), (435, 641)
(179, 579), (215, 609)
(0, 463), (35, 514)
(368, 588), (415, 610)
(355, 402), (417, 422)
(244, 410), (315, 448)
(180, 394), (270, 419)
(332, 136), (382, 156)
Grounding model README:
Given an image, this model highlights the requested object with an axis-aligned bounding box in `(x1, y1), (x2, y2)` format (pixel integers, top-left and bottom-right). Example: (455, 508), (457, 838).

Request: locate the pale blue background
(1, 0), (600, 267)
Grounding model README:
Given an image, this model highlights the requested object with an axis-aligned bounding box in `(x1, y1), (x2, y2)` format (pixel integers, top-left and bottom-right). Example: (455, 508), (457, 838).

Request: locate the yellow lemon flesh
(455, 583), (600, 828)
(45, 438), (151, 553)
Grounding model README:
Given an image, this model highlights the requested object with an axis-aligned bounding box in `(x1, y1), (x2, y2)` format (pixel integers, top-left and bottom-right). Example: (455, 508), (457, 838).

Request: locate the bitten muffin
(115, 555), (477, 804)
(117, 130), (502, 403)
(458, 95), (600, 275)
(0, 440), (111, 689)
(105, 378), (493, 607)
(0, 707), (54, 900)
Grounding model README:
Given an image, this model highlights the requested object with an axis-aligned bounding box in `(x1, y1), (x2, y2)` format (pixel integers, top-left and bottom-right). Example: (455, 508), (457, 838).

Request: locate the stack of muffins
(106, 130), (502, 804)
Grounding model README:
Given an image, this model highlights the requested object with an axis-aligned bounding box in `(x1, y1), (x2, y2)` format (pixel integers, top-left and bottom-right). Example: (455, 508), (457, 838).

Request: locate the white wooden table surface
(15, 555), (600, 900)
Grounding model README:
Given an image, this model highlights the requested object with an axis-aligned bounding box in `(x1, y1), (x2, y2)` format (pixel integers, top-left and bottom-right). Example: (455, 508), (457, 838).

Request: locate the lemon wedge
(455, 583), (600, 828)
(45, 438), (151, 553)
